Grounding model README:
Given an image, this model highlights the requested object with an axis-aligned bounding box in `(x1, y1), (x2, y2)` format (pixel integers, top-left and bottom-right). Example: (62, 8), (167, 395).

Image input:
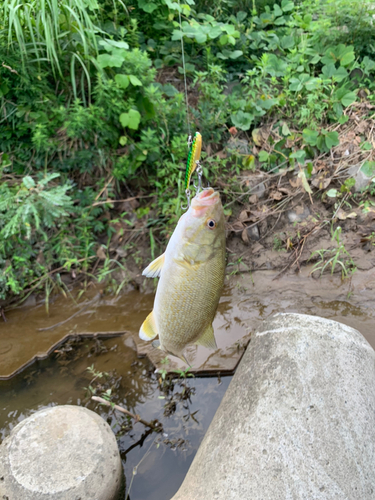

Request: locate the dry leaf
(241, 228), (249, 244)
(269, 190), (283, 201)
(249, 194), (259, 204)
(289, 177), (301, 188)
(96, 246), (106, 260)
(216, 150), (227, 159)
(311, 175), (331, 190)
(278, 187), (292, 196)
(232, 221), (245, 231)
(239, 210), (249, 222)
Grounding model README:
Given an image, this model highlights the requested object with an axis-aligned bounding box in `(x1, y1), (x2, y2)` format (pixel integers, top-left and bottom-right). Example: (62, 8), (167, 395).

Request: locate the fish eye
(207, 219), (216, 229)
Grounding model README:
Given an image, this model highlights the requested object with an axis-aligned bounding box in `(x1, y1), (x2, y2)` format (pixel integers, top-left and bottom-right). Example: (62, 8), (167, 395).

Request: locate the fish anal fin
(195, 324), (217, 350)
(142, 254), (165, 278)
(139, 311), (158, 341)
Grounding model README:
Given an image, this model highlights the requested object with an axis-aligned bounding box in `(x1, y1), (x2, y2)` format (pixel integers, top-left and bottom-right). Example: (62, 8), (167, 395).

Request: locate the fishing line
(178, 0), (205, 209)
(178, 0), (191, 141)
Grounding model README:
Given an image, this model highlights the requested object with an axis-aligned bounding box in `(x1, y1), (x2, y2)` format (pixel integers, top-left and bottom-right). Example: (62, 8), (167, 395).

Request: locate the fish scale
(139, 187), (226, 364)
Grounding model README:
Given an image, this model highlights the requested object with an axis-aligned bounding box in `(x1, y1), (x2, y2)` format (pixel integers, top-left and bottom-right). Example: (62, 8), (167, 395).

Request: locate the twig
(91, 396), (162, 431)
(37, 292), (101, 331)
(92, 194), (155, 207)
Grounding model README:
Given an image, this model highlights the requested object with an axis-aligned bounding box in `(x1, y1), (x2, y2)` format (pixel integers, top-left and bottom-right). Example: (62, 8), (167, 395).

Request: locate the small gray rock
(246, 224), (260, 241)
(287, 204), (310, 223)
(226, 138), (249, 155)
(250, 181), (266, 199)
(348, 165), (374, 192)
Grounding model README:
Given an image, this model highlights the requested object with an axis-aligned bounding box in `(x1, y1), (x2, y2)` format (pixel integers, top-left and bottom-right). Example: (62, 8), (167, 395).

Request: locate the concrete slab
(0, 405), (123, 500)
(172, 313), (375, 500)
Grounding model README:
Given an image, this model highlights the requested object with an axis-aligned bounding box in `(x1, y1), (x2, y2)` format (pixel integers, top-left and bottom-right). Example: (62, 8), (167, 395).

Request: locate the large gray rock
(0, 405), (123, 500)
(172, 313), (375, 500)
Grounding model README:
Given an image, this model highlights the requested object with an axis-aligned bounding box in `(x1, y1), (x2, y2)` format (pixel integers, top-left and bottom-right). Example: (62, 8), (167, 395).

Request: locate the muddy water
(1, 268), (375, 499)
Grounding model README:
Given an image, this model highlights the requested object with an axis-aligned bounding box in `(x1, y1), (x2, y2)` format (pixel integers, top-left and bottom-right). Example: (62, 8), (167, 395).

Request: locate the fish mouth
(191, 188), (220, 217)
(192, 188), (219, 207)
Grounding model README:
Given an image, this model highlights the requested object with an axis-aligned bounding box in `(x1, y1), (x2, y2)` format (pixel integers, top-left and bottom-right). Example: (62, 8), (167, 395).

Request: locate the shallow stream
(1, 268), (374, 499)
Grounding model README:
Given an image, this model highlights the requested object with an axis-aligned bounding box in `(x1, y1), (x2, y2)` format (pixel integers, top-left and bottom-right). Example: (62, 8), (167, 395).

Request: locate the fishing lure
(184, 132), (202, 192)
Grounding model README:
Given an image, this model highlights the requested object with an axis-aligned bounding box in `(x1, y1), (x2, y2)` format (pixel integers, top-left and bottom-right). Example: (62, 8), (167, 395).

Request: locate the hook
(181, 188), (191, 211)
(196, 162), (203, 194)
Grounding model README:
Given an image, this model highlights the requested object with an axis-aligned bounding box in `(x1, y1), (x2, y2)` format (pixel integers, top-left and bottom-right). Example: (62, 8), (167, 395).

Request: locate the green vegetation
(1, 0), (375, 304)
(309, 225), (356, 278)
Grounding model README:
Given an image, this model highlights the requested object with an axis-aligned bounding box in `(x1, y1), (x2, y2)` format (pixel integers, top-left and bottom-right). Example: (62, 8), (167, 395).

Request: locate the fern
(0, 174), (73, 240)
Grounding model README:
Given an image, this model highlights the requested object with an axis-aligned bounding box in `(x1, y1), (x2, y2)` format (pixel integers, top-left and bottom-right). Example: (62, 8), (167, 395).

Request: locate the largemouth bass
(139, 187), (226, 363)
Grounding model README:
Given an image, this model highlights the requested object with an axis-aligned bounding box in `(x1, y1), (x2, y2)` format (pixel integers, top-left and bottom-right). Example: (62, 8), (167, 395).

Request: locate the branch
(91, 396), (162, 431)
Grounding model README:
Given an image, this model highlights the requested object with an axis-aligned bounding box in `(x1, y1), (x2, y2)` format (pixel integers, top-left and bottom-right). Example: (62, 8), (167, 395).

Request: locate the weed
(309, 226), (356, 279)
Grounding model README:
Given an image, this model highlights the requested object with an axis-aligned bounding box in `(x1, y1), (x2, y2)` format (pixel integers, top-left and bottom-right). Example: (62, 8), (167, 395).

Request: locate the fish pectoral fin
(139, 311), (158, 341)
(195, 324), (217, 350)
(142, 253), (165, 278)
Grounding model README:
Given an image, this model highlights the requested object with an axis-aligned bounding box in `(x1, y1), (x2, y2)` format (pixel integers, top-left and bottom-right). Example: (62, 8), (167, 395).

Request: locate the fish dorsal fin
(142, 253), (165, 278)
(139, 311), (158, 340)
(195, 324), (217, 350)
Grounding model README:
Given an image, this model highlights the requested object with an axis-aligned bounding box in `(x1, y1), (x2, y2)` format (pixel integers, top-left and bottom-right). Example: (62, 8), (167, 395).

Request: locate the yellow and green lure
(184, 132), (202, 191)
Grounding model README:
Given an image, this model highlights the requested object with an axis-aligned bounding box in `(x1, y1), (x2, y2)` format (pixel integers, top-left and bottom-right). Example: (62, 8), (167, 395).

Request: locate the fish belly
(154, 257), (224, 354)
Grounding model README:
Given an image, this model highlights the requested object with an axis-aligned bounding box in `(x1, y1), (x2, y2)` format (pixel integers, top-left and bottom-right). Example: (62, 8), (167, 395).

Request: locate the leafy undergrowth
(1, 0), (375, 308)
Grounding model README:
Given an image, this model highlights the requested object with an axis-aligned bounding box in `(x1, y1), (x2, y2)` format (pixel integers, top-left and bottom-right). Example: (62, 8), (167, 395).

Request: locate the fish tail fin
(139, 311), (158, 341)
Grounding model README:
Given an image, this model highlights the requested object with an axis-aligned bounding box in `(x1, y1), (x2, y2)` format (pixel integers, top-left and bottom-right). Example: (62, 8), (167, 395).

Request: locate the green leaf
(229, 50), (243, 59)
(360, 161), (375, 178)
(99, 39), (129, 51)
(281, 122), (291, 136)
(326, 188), (338, 198)
(219, 34), (228, 45)
(119, 136), (127, 146)
(281, 0), (294, 12)
(298, 169), (312, 193)
(281, 35), (294, 49)
(97, 52), (124, 68)
(194, 32), (207, 44)
(302, 129), (319, 146)
(339, 115), (349, 124)
(23, 176), (36, 189)
(138, 0), (158, 13)
(361, 141), (372, 151)
(129, 75), (143, 86)
(258, 151), (269, 162)
(290, 149), (306, 163)
(324, 131), (340, 149)
(115, 74), (130, 89)
(208, 26), (222, 39)
(119, 109), (141, 130)
(340, 91), (356, 107)
(231, 111), (253, 131)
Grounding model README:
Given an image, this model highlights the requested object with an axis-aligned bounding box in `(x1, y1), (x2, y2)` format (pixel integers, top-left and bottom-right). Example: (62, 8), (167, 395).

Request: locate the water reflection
(0, 335), (231, 500)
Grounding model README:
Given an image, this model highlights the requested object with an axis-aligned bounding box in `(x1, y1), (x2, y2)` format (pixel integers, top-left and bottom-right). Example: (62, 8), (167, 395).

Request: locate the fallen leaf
(231, 221), (245, 231)
(269, 190), (283, 200)
(311, 175), (331, 190)
(96, 246), (106, 260)
(239, 210), (249, 222)
(278, 187), (292, 195)
(249, 194), (259, 204)
(241, 228), (249, 244)
(216, 150), (227, 159)
(289, 177), (301, 188)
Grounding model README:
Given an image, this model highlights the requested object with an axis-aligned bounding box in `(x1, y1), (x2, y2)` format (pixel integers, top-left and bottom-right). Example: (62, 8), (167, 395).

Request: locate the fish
(139, 187), (226, 364)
